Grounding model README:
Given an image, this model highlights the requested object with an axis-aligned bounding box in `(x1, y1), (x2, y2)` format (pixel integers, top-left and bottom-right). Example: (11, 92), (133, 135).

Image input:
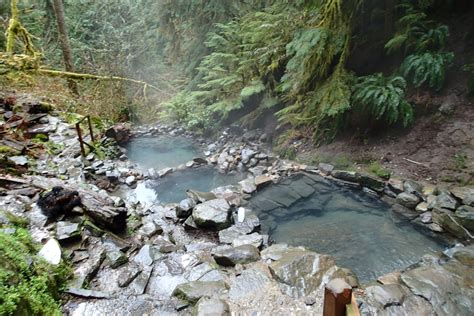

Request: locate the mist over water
(126, 136), (200, 170)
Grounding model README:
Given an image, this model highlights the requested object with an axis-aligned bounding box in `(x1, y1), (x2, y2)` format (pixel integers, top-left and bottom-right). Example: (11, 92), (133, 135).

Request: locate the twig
(402, 157), (429, 167)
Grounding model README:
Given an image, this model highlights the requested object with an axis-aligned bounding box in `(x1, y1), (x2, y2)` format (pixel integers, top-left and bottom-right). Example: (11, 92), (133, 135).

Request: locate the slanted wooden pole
(323, 278), (353, 316)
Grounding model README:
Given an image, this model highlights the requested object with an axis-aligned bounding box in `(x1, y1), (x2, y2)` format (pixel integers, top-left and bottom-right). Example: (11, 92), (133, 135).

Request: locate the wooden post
(75, 115), (95, 157)
(323, 278), (353, 316)
(75, 121), (85, 157)
(86, 115), (94, 142)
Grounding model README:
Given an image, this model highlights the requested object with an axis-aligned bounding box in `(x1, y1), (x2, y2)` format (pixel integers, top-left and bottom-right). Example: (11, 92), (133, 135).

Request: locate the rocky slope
(1, 95), (473, 315)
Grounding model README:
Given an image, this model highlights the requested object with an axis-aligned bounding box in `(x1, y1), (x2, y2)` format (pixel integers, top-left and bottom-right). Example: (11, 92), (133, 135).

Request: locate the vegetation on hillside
(1, 0), (472, 138)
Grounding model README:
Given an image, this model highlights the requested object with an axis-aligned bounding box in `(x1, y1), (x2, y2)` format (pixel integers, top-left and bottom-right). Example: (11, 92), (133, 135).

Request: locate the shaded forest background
(1, 0), (473, 144)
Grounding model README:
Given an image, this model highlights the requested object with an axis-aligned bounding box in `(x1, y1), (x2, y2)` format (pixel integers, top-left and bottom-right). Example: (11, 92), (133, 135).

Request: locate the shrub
(401, 52), (454, 91)
(352, 74), (413, 127)
(368, 161), (392, 180)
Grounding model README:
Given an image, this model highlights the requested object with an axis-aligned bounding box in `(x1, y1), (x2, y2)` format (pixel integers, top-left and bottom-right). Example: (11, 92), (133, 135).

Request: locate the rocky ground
(1, 95), (474, 315)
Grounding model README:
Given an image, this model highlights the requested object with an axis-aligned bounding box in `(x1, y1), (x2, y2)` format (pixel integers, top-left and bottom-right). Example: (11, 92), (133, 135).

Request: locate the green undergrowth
(0, 212), (71, 316)
(367, 161), (392, 180)
(308, 154), (356, 171)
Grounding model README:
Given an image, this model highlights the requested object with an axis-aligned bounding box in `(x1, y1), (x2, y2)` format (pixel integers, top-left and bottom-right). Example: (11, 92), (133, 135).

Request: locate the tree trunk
(51, 0), (79, 95)
(6, 0), (19, 53)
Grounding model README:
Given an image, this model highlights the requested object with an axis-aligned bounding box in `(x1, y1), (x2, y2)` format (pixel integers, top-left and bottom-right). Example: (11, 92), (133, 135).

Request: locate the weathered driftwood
(29, 176), (127, 232)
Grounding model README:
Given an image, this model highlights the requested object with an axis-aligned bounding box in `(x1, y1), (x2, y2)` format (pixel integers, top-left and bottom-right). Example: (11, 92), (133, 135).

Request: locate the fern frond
(401, 52), (454, 91)
(352, 74), (413, 127)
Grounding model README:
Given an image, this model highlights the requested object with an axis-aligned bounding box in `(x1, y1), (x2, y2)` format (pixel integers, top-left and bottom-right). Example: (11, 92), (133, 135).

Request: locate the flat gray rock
(231, 232), (263, 248)
(213, 245), (261, 267)
(195, 297), (230, 315)
(229, 266), (271, 301)
(172, 280), (227, 304)
(365, 284), (408, 308)
(56, 221), (81, 242)
(192, 199), (231, 230)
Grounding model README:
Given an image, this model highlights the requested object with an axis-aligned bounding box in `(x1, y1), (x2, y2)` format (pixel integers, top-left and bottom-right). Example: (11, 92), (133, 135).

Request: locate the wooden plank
(323, 279), (352, 316)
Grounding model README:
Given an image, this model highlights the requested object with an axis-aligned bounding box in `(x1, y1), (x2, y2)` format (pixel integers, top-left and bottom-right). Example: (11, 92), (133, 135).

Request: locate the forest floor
(298, 95), (474, 186)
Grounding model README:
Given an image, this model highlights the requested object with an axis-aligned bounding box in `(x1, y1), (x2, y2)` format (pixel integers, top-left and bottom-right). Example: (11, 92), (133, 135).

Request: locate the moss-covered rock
(0, 211), (71, 315)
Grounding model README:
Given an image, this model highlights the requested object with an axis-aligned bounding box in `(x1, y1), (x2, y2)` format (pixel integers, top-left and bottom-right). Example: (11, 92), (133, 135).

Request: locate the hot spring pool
(248, 173), (447, 282)
(126, 136), (200, 170)
(120, 167), (246, 205)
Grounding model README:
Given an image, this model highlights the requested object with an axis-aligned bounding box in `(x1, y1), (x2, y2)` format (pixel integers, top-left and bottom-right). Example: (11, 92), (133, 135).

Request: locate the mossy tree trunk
(52, 0), (78, 95)
(6, 0), (19, 53)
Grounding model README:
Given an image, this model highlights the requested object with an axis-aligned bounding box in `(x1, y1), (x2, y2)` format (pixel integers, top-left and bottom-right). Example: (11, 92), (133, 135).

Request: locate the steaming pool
(123, 136), (245, 204)
(122, 167), (246, 205)
(126, 136), (201, 170)
(248, 173), (447, 282)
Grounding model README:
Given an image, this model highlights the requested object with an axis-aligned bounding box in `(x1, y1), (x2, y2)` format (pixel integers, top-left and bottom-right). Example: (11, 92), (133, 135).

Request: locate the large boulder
(364, 284), (408, 309)
(403, 180), (423, 195)
(264, 245), (336, 298)
(401, 263), (474, 315)
(192, 199), (232, 230)
(213, 245), (261, 266)
(391, 204), (419, 220)
(454, 205), (474, 233)
(432, 208), (472, 239)
(396, 192), (421, 209)
(428, 191), (459, 210)
(358, 174), (385, 192)
(332, 170), (360, 183)
(104, 123), (131, 145)
(176, 198), (196, 218)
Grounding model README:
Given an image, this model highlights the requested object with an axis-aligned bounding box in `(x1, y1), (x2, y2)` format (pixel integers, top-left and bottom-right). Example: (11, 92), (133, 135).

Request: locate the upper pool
(125, 136), (200, 170)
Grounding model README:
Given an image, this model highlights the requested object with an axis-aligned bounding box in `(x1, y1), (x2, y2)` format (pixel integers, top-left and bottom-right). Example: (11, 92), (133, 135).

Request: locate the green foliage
(0, 212), (70, 315)
(368, 161), (391, 180)
(385, 1), (453, 92)
(31, 137), (65, 156)
(281, 27), (346, 94)
(385, 1), (449, 54)
(240, 81), (265, 100)
(352, 74), (413, 127)
(173, 4), (302, 123)
(401, 52), (454, 91)
(453, 153), (467, 170)
(161, 91), (215, 133)
(278, 66), (353, 141)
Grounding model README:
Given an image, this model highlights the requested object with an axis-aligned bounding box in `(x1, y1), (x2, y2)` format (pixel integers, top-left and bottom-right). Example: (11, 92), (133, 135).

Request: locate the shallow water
(126, 136), (200, 170)
(150, 167), (246, 203)
(119, 167), (246, 205)
(250, 173), (447, 282)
